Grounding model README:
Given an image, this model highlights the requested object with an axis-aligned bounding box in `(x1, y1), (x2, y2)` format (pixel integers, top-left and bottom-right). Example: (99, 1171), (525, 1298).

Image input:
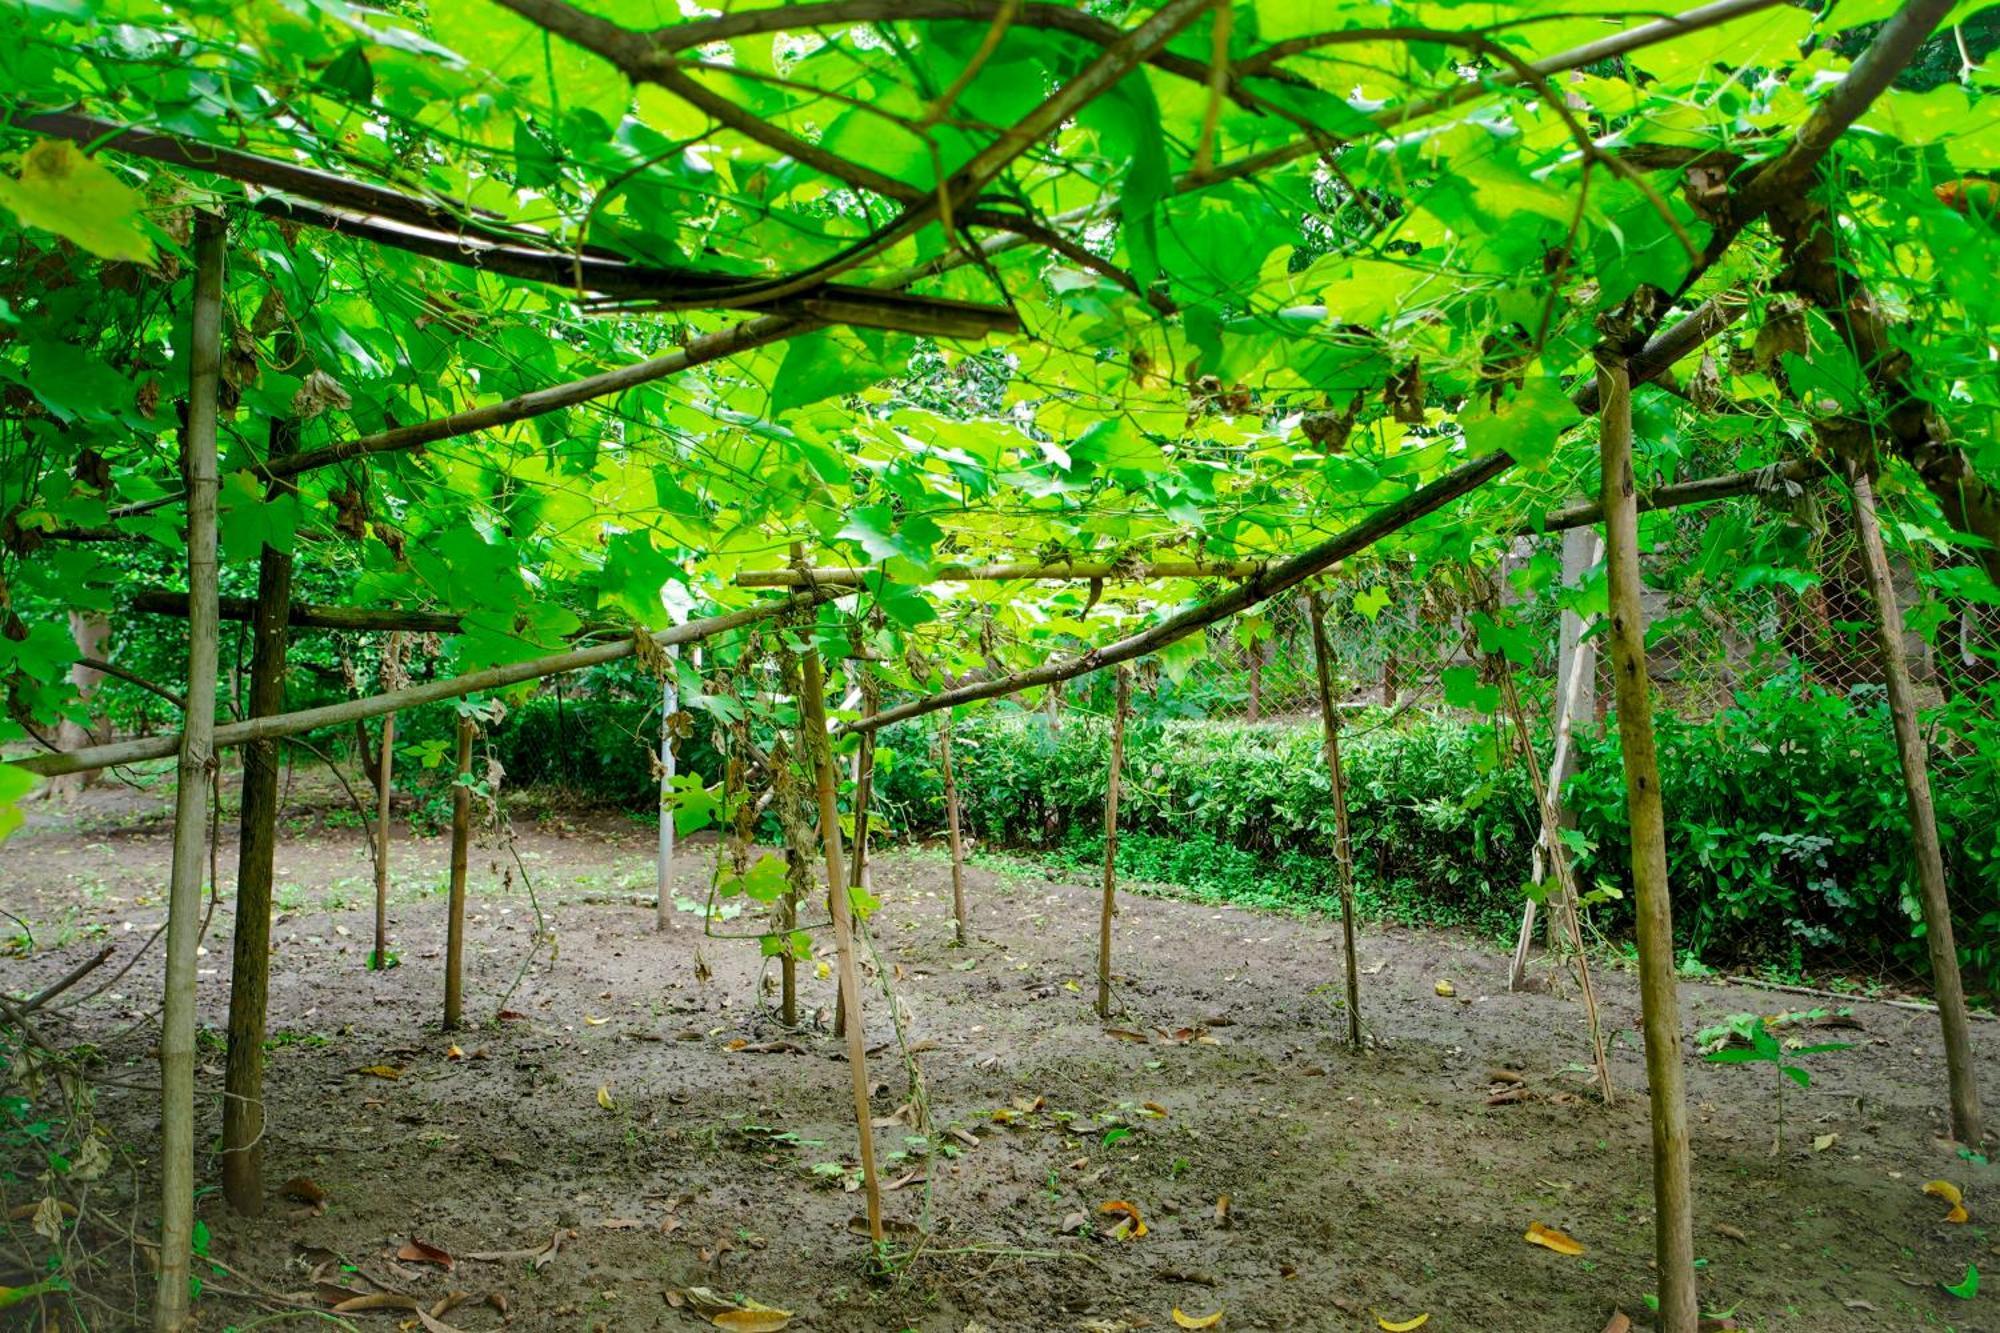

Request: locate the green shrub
(884, 672), (2000, 993)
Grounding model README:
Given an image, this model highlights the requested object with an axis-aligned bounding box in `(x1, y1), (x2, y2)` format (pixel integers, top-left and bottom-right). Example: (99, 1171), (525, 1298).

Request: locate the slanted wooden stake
(1096, 667), (1131, 1021)
(797, 636), (885, 1244)
(1496, 669), (1613, 1103)
(1846, 446), (1985, 1145)
(1306, 594), (1363, 1051)
(221, 365), (298, 1217)
(443, 712), (474, 1030)
(156, 208), (224, 1333)
(1598, 354), (1698, 1332)
(940, 710), (969, 947)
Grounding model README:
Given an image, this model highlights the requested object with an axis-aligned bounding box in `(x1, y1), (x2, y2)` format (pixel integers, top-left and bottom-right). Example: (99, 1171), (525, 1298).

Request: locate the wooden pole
(797, 635), (885, 1243)
(443, 712), (474, 1030)
(155, 208), (224, 1333)
(848, 663), (879, 894)
(940, 710), (969, 947)
(372, 711), (396, 968)
(221, 373), (298, 1217)
(1307, 594), (1363, 1051)
(1598, 354), (1698, 1332)
(656, 656), (678, 932)
(1847, 451), (1985, 1145)
(1096, 667), (1131, 1021)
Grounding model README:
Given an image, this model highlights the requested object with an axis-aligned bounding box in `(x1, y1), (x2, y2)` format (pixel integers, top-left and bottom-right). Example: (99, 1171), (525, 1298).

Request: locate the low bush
(879, 672), (2000, 993)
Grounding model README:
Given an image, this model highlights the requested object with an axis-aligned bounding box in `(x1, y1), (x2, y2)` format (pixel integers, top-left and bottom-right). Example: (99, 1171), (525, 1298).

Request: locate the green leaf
(0, 139), (153, 262)
(0, 763), (39, 846)
(771, 331), (884, 417)
(1460, 377), (1580, 470)
(1440, 665), (1498, 714)
(1353, 587), (1392, 622)
(1944, 1264), (1980, 1300)
(319, 43), (375, 102)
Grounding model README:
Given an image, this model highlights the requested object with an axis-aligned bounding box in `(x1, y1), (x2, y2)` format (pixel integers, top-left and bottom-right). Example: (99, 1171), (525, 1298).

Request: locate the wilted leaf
(397, 1238), (454, 1270)
(355, 1065), (402, 1079)
(1812, 1133), (1837, 1152)
(281, 1176), (328, 1204)
(1105, 1028), (1150, 1043)
(332, 1293), (421, 1314)
(597, 1085), (617, 1112)
(1376, 1314), (1428, 1331)
(1098, 1200), (1148, 1239)
(1433, 980), (1456, 998)
(1214, 1195), (1232, 1228)
(1925, 1179), (1964, 1205)
(713, 1310), (792, 1332)
(1172, 1307), (1224, 1329)
(30, 1197), (63, 1243)
(1524, 1222), (1584, 1256)
(1947, 1202), (1971, 1224)
(1601, 1315), (1632, 1333)
(1714, 1222), (1747, 1243)
(446, 1044), (466, 1060)
(584, 1014), (608, 1026)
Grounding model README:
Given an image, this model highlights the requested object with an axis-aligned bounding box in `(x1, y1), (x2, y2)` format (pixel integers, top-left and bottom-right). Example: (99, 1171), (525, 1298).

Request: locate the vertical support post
(1598, 354), (1697, 1332)
(156, 208), (224, 1333)
(848, 661), (879, 895)
(797, 633), (884, 1243)
(1848, 452), (1984, 1145)
(221, 371), (298, 1217)
(657, 652), (679, 932)
(1096, 666), (1131, 1021)
(1307, 593), (1363, 1051)
(372, 710), (396, 967)
(443, 711), (474, 1030)
(940, 710), (969, 947)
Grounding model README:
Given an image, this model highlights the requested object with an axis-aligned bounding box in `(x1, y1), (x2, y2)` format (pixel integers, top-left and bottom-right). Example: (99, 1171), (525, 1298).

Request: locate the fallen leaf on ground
(596, 1085), (617, 1112)
(464, 1230), (566, 1269)
(1841, 1299), (1878, 1311)
(396, 1238), (454, 1270)
(1172, 1307), (1224, 1329)
(1488, 1069), (1525, 1085)
(584, 1014), (608, 1026)
(1105, 1028), (1150, 1043)
(1376, 1313), (1428, 1331)
(1714, 1222), (1747, 1243)
(355, 1065), (401, 1079)
(1099, 1200), (1148, 1240)
(281, 1176), (327, 1204)
(713, 1310), (792, 1331)
(1925, 1179), (1964, 1205)
(445, 1044), (465, 1061)
(1214, 1195), (1232, 1227)
(1601, 1314), (1632, 1333)
(1812, 1133), (1837, 1152)
(1944, 1264), (1980, 1300)
(1524, 1222), (1585, 1256)
(1433, 980), (1456, 998)
(332, 1293), (420, 1314)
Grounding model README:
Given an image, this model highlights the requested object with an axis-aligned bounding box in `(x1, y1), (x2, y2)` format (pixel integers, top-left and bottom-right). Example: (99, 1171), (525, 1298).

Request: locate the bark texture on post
(1599, 355), (1698, 1332)
(797, 640), (884, 1243)
(156, 209), (225, 1333)
(940, 710), (969, 947)
(444, 712), (475, 1030)
(1848, 454), (1985, 1145)
(222, 393), (298, 1217)
(372, 710), (396, 967)
(1307, 594), (1363, 1051)
(656, 661), (678, 932)
(1096, 667), (1131, 1021)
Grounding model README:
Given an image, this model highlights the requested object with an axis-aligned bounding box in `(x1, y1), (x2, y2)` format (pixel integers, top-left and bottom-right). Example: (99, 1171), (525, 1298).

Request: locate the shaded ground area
(3, 775), (1996, 1331)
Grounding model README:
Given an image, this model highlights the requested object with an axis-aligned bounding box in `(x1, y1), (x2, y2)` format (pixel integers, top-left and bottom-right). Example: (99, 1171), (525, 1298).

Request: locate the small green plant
(1702, 1019), (1849, 1154)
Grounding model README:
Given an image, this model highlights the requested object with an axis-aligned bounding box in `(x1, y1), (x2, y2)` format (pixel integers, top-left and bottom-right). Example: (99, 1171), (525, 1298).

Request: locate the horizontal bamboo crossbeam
(11, 590), (836, 778)
(736, 558), (1271, 587)
(128, 590), (624, 637)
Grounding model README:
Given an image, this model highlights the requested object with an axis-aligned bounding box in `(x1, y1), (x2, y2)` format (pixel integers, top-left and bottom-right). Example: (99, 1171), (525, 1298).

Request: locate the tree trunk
(657, 663), (678, 932)
(940, 710), (969, 947)
(48, 611), (111, 799)
(1598, 354), (1698, 1333)
(1848, 454), (1985, 1145)
(155, 209), (224, 1333)
(1096, 667), (1130, 1021)
(797, 637), (884, 1244)
(443, 712), (474, 1030)
(1307, 594), (1363, 1050)
(220, 401), (297, 1217)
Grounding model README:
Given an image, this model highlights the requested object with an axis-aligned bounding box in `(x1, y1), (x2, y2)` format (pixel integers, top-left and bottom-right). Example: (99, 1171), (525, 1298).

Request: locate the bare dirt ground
(4, 774), (1998, 1332)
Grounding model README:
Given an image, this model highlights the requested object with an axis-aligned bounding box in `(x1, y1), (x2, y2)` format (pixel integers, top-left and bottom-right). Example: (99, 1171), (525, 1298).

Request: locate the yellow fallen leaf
(596, 1084), (617, 1112)
(1524, 1221), (1585, 1255)
(1812, 1133), (1837, 1152)
(1172, 1307), (1224, 1329)
(712, 1309), (792, 1331)
(1926, 1179), (1965, 1206)
(1063, 980), (1081, 993)
(815, 961), (831, 980)
(1098, 1200), (1148, 1239)
(1433, 980), (1456, 998)
(1947, 1203), (1971, 1224)
(584, 1014), (608, 1026)
(445, 1044), (465, 1061)
(355, 1065), (401, 1079)
(1376, 1314), (1429, 1331)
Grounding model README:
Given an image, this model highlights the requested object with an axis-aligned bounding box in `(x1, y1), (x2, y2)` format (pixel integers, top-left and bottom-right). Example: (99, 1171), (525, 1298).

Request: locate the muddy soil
(2, 776), (1995, 1332)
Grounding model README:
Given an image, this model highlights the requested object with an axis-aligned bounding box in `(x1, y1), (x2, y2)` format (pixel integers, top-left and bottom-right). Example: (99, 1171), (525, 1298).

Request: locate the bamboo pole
(1846, 451), (1985, 1145)
(1598, 354), (1697, 1332)
(835, 662), (879, 1039)
(738, 557), (1269, 587)
(221, 381), (298, 1217)
(1307, 594), (1363, 1051)
(373, 708), (396, 969)
(443, 712), (474, 1030)
(797, 635), (885, 1243)
(657, 657), (678, 932)
(940, 710), (969, 947)
(155, 208), (224, 1333)
(1096, 667), (1131, 1021)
